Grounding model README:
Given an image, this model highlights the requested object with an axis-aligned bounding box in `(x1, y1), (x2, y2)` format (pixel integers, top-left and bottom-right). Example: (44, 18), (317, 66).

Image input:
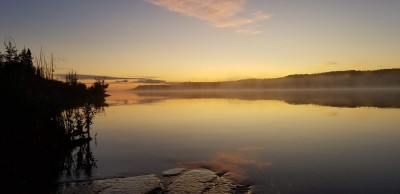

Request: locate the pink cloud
(147, 0), (270, 34)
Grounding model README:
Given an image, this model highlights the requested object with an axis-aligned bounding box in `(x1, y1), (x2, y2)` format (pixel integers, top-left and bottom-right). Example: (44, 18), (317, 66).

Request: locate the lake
(60, 90), (400, 193)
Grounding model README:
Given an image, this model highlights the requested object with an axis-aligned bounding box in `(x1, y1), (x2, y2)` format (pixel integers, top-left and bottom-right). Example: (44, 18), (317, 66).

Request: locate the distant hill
(134, 69), (400, 90)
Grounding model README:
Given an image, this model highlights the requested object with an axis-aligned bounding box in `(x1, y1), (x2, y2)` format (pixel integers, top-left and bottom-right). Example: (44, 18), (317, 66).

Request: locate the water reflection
(129, 89), (400, 108)
(92, 95), (400, 193)
(1, 103), (102, 192)
(59, 139), (96, 180)
(179, 146), (270, 183)
(57, 104), (101, 181)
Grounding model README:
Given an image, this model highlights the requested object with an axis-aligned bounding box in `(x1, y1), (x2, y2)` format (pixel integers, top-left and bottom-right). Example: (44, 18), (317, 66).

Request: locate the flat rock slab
(167, 169), (235, 194)
(162, 167), (186, 176)
(57, 168), (252, 194)
(57, 174), (162, 194)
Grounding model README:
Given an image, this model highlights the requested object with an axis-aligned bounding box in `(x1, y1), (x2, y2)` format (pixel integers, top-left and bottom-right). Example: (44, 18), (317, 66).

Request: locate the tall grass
(34, 47), (54, 80)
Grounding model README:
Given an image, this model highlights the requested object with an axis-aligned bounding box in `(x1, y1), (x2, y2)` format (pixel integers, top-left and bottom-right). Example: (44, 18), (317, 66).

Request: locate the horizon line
(58, 68), (400, 83)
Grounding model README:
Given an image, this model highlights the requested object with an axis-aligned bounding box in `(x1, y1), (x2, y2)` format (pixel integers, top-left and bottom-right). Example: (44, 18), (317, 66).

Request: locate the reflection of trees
(60, 137), (96, 179)
(134, 89), (400, 108)
(1, 102), (104, 193)
(57, 104), (95, 142)
(56, 104), (101, 179)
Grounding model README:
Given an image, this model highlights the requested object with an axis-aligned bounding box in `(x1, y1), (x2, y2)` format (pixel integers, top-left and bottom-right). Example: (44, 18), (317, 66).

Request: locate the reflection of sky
(92, 95), (400, 188)
(107, 89), (400, 108)
(179, 146), (271, 182)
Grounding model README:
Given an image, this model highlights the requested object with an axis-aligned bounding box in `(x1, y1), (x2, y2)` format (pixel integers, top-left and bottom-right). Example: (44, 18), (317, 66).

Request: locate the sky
(1, 0), (400, 82)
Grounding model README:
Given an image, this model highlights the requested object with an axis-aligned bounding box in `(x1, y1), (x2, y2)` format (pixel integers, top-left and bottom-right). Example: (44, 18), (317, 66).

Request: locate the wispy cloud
(146, 0), (270, 34)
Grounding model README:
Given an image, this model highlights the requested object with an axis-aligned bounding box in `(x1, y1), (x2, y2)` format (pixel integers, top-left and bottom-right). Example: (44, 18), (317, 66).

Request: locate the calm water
(62, 90), (400, 193)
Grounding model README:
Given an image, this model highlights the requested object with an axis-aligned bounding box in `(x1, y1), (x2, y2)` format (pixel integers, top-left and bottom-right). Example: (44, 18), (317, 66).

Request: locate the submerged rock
(98, 174), (163, 193)
(162, 167), (186, 177)
(167, 168), (235, 194)
(57, 174), (162, 194)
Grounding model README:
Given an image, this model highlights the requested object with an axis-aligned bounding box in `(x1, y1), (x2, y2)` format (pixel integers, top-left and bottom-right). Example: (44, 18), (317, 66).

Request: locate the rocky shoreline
(57, 168), (254, 194)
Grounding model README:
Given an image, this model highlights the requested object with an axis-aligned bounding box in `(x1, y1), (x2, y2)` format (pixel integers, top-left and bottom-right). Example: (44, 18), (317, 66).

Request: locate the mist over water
(120, 88), (400, 108)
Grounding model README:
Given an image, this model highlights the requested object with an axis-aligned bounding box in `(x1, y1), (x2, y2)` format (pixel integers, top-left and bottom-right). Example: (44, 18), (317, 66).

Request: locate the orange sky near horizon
(1, 0), (399, 82)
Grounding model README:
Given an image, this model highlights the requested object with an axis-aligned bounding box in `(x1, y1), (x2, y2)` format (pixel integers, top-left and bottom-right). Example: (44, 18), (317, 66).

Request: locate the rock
(166, 168), (235, 194)
(246, 185), (255, 194)
(57, 182), (108, 194)
(58, 168), (253, 194)
(222, 172), (244, 184)
(99, 174), (163, 193)
(162, 167), (186, 176)
(57, 174), (162, 194)
(206, 175), (236, 194)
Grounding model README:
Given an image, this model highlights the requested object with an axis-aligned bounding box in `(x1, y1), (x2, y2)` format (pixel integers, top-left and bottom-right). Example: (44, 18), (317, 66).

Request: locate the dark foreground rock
(57, 168), (253, 194)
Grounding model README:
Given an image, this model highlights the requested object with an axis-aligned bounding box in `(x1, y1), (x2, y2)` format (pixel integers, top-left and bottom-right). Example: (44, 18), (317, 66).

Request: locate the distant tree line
(135, 69), (400, 90)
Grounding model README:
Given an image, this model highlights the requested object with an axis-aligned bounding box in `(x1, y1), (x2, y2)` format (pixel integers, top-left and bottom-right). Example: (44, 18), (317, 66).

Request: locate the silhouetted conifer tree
(4, 41), (19, 63)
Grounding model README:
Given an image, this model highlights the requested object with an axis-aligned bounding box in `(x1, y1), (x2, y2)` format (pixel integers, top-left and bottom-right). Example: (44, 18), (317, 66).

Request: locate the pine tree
(4, 41), (19, 64)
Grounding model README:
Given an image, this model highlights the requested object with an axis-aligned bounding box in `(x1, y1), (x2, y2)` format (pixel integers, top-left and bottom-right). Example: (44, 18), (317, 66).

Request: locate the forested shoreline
(0, 41), (109, 192)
